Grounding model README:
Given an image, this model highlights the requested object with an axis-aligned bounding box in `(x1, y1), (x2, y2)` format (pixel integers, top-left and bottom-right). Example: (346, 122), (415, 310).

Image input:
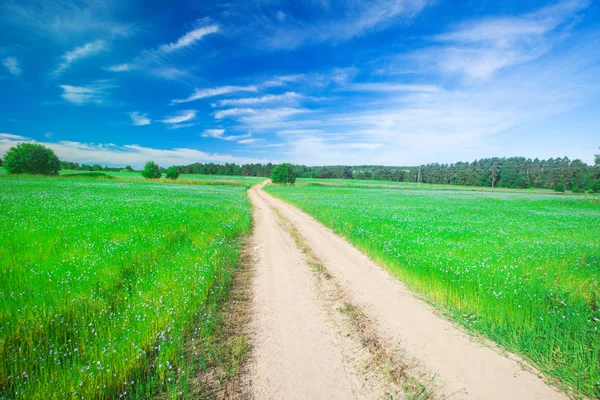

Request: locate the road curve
(247, 182), (566, 400)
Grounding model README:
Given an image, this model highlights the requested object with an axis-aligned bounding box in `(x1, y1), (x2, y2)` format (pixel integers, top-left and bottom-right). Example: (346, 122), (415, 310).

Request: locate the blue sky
(1, 0), (599, 168)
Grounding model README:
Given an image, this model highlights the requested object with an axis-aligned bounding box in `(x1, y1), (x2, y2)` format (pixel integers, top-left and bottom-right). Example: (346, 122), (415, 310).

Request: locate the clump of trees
(3, 143), (60, 175)
(141, 161), (162, 179)
(271, 163), (296, 184)
(166, 166), (179, 180)
(0, 158), (3, 167)
(175, 162), (275, 177)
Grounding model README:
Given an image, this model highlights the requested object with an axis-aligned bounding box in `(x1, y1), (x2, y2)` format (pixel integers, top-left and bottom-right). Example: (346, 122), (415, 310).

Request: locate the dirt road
(246, 183), (566, 400)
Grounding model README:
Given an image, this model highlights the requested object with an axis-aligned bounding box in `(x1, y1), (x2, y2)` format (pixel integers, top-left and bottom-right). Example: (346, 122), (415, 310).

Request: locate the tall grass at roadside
(265, 185), (600, 397)
(0, 177), (252, 399)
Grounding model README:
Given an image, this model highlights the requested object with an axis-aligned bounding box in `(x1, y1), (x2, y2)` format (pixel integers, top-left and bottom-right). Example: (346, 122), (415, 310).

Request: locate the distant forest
(59, 154), (600, 191)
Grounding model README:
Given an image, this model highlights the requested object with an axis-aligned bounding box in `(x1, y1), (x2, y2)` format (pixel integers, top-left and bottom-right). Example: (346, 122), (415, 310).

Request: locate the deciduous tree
(3, 143), (60, 175)
(271, 163), (296, 184)
(142, 161), (162, 179)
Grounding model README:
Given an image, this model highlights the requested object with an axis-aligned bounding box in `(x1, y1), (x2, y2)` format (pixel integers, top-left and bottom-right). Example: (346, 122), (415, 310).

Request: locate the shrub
(3, 143), (60, 175)
(572, 187), (582, 193)
(592, 180), (600, 193)
(141, 161), (162, 179)
(588, 189), (595, 194)
(554, 183), (565, 193)
(271, 163), (296, 184)
(166, 166), (179, 180)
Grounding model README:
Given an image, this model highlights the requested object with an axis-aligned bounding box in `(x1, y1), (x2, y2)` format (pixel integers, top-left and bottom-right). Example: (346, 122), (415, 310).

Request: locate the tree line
(174, 154), (600, 191)
(3, 143), (599, 192)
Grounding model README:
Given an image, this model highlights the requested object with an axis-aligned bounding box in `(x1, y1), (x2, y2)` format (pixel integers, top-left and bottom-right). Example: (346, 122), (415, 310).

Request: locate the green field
(296, 177), (558, 193)
(58, 169), (265, 186)
(265, 185), (600, 397)
(0, 176), (252, 398)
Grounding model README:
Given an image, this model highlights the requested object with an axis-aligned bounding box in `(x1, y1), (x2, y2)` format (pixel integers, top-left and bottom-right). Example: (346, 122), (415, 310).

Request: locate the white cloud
(214, 108), (308, 123)
(213, 108), (255, 119)
(345, 83), (442, 93)
(202, 129), (225, 138)
(277, 129), (324, 136)
(410, 0), (590, 80)
(158, 24), (219, 53)
(279, 42), (600, 165)
(201, 129), (251, 141)
(161, 110), (197, 125)
(237, 138), (262, 144)
(3, 57), (21, 76)
(129, 112), (151, 126)
(105, 63), (135, 72)
(215, 92), (302, 107)
(261, 0), (434, 49)
(1, 0), (133, 40)
(0, 133), (27, 140)
(52, 40), (106, 77)
(0, 134), (265, 167)
(172, 69), (350, 105)
(261, 74), (305, 87)
(172, 85), (259, 104)
(102, 25), (218, 82)
(59, 81), (115, 105)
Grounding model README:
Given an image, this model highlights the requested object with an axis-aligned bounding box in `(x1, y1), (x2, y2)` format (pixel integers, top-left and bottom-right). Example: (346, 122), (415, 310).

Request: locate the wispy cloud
(103, 24), (218, 82)
(172, 69), (351, 105)
(0, 132), (27, 140)
(161, 110), (197, 125)
(59, 81), (115, 106)
(158, 24), (219, 53)
(259, 0), (434, 49)
(215, 92), (302, 107)
(2, 56), (21, 76)
(237, 138), (262, 144)
(105, 63), (135, 72)
(201, 128), (251, 141)
(52, 40), (106, 77)
(202, 129), (226, 138)
(408, 0), (590, 80)
(129, 112), (151, 126)
(172, 85), (259, 104)
(214, 108), (257, 119)
(345, 83), (442, 93)
(213, 107), (311, 131)
(1, 0), (133, 40)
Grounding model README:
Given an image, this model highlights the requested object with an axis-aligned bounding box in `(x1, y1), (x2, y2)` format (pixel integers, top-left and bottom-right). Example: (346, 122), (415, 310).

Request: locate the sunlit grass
(295, 177), (556, 193)
(1, 177), (252, 398)
(265, 185), (600, 397)
(59, 169), (265, 186)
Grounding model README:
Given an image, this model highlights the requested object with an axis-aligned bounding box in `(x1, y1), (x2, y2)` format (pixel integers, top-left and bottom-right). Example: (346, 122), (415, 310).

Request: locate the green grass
(265, 185), (600, 397)
(295, 177), (556, 193)
(59, 169), (265, 186)
(1, 176), (252, 399)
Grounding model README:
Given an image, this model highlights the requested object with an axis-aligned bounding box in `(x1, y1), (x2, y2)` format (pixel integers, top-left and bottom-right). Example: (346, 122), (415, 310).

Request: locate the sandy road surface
(247, 183), (566, 400)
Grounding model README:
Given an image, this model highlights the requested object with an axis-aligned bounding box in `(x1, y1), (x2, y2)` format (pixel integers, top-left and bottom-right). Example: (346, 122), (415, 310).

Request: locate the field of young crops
(265, 185), (600, 397)
(0, 176), (252, 398)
